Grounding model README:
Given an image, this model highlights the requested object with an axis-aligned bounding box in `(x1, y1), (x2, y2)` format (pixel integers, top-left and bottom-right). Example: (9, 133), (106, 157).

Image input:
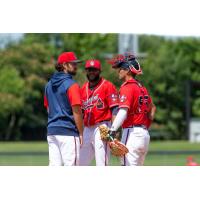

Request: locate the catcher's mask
(108, 53), (143, 75)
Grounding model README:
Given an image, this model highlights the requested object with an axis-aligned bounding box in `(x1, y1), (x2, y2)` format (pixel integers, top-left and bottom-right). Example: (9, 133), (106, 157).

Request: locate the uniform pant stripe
(74, 137), (77, 166)
(124, 129), (130, 166)
(105, 142), (107, 166)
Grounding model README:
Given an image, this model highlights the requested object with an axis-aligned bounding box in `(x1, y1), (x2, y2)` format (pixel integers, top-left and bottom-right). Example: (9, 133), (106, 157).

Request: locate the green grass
(148, 141), (200, 151)
(0, 141), (200, 166)
(0, 142), (48, 152)
(146, 141), (200, 166)
(145, 154), (200, 166)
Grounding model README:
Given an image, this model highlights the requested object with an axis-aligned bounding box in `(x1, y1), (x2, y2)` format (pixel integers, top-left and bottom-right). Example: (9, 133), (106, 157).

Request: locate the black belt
(126, 125), (147, 129)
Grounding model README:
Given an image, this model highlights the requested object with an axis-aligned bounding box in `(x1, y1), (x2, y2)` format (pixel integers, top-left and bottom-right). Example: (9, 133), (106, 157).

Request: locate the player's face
(65, 63), (78, 75)
(117, 68), (129, 80)
(86, 68), (100, 82)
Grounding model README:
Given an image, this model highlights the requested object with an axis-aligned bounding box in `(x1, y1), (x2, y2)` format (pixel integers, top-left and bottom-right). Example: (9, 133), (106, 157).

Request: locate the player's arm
(67, 83), (84, 145)
(110, 107), (128, 131)
(80, 87), (85, 118)
(110, 86), (131, 132)
(110, 106), (119, 122)
(148, 102), (156, 121)
(72, 105), (84, 142)
(107, 82), (119, 122)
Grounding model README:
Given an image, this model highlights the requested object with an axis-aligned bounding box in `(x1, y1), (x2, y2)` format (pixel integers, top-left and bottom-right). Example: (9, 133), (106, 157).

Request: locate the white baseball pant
(120, 127), (150, 166)
(79, 121), (111, 166)
(47, 135), (80, 166)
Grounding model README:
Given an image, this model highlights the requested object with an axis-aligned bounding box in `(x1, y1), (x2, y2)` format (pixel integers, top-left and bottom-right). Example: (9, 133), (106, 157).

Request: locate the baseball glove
(98, 125), (129, 156)
(109, 139), (129, 157)
(99, 125), (110, 141)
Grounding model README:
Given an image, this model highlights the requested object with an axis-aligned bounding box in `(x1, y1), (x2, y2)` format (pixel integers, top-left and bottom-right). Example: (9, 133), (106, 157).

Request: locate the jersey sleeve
(106, 82), (119, 108)
(44, 95), (48, 109)
(44, 86), (48, 109)
(119, 85), (134, 110)
(67, 83), (81, 106)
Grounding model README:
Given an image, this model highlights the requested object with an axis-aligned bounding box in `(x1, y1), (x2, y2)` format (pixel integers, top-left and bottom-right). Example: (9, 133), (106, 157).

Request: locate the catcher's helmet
(108, 53), (142, 75)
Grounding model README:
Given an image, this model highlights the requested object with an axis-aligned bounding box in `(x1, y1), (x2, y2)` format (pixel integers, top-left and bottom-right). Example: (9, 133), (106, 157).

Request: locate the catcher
(107, 53), (156, 166)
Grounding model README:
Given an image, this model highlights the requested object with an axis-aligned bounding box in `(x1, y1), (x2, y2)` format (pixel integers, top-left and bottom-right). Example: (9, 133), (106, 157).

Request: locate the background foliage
(0, 33), (200, 140)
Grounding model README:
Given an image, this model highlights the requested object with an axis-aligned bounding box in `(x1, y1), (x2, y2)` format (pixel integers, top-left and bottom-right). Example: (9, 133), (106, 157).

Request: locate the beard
(86, 74), (100, 82)
(68, 70), (76, 76)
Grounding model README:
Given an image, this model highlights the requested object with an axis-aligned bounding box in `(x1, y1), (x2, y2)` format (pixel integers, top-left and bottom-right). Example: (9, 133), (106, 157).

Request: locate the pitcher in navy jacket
(44, 52), (84, 166)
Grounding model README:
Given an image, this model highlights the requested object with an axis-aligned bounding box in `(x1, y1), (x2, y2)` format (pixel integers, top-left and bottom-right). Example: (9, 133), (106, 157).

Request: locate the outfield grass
(0, 141), (200, 166)
(145, 141), (200, 166)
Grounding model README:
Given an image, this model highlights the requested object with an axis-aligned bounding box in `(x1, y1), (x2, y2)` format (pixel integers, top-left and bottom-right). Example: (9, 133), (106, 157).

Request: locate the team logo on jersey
(82, 95), (99, 110)
(119, 95), (127, 102)
(82, 95), (104, 110)
(96, 98), (104, 109)
(110, 94), (118, 103)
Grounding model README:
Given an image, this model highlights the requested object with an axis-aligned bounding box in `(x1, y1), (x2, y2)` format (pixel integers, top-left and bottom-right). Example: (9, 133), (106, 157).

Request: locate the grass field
(0, 141), (200, 166)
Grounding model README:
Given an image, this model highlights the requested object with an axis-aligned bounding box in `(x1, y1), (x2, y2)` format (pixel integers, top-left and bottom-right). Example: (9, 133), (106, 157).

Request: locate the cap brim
(85, 67), (101, 70)
(70, 60), (83, 63)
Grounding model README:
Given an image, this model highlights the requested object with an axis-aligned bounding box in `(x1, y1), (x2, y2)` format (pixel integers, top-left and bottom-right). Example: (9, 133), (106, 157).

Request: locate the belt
(126, 125), (147, 129)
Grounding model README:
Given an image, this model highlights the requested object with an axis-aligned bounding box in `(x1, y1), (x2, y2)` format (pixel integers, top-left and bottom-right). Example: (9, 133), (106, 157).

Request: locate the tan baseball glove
(98, 125), (129, 156)
(99, 125), (110, 141)
(109, 139), (129, 157)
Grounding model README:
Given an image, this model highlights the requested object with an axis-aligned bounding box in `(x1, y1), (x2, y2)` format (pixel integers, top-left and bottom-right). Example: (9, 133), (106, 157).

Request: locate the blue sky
(0, 33), (23, 48)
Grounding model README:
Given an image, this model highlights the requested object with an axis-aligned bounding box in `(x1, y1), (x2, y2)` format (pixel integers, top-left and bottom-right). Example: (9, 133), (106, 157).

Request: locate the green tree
(0, 33), (118, 140)
(139, 35), (200, 139)
(0, 67), (25, 140)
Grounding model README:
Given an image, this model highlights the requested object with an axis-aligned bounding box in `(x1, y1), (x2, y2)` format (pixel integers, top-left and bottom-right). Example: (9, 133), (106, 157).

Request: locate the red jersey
(81, 78), (118, 126)
(118, 78), (152, 128)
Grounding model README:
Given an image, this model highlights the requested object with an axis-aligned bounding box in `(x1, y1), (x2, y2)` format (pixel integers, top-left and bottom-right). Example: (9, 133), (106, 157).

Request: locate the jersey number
(137, 95), (149, 113)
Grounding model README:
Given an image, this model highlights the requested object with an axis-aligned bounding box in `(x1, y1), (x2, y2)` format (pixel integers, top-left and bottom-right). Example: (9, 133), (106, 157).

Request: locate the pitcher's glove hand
(109, 139), (129, 157)
(99, 125), (117, 141)
(99, 125), (111, 141)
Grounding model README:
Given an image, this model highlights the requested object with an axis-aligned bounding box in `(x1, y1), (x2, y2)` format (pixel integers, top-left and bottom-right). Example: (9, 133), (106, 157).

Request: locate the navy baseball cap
(118, 60), (143, 75)
(118, 62), (130, 69)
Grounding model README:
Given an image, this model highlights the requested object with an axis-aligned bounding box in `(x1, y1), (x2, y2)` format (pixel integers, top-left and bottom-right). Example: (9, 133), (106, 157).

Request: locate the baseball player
(108, 53), (156, 166)
(79, 59), (119, 166)
(44, 52), (84, 166)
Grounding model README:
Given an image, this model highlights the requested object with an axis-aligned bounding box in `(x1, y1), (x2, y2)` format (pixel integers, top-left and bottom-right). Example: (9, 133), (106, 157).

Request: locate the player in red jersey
(80, 59), (119, 166)
(108, 53), (156, 166)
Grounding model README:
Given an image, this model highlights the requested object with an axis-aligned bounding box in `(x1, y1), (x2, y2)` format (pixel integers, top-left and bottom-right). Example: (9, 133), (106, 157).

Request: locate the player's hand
(79, 135), (83, 147)
(108, 130), (116, 140)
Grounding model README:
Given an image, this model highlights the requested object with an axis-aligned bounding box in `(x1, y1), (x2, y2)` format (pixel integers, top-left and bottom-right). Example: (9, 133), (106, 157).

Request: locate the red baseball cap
(57, 52), (82, 64)
(85, 59), (101, 70)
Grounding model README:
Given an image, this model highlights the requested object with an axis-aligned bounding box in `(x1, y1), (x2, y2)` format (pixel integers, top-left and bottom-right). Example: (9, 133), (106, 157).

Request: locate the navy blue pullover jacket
(45, 72), (79, 136)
